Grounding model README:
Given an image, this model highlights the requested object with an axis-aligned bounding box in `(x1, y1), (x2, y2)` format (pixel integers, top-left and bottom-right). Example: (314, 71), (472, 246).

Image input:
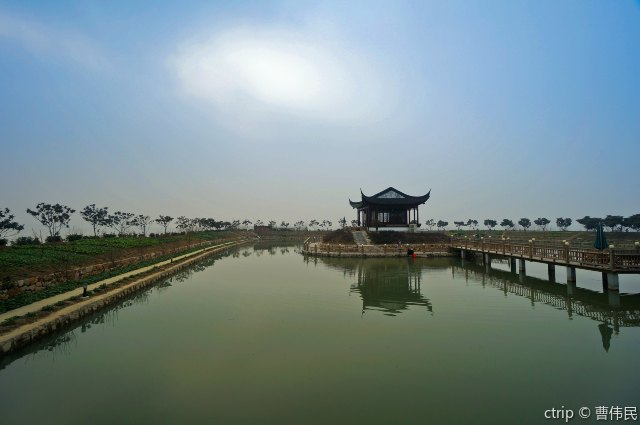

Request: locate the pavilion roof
(349, 187), (431, 208)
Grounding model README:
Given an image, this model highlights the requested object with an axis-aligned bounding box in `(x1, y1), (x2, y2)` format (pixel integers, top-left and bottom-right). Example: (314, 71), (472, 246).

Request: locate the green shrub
(1, 316), (18, 326)
(102, 233), (116, 238)
(0, 238), (7, 247)
(45, 235), (62, 243)
(66, 234), (84, 242)
(14, 236), (40, 245)
(41, 305), (55, 312)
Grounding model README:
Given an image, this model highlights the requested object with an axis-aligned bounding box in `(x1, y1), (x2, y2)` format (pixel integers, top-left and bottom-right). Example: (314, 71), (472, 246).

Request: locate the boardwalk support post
(566, 266), (576, 284)
(607, 273), (619, 291)
(518, 259), (526, 274)
(510, 257), (516, 273)
(547, 264), (555, 282)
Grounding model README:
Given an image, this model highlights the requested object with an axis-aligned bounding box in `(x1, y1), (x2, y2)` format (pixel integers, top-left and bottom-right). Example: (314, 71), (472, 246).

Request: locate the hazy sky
(1, 0), (639, 233)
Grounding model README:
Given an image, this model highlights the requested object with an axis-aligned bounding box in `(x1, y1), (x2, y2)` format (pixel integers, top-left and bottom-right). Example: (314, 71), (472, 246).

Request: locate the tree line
(422, 214), (639, 232)
(0, 203), (345, 246)
(1, 203), (639, 246)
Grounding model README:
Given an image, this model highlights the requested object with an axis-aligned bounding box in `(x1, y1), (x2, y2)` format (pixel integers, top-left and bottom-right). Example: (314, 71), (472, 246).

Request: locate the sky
(0, 0), (639, 234)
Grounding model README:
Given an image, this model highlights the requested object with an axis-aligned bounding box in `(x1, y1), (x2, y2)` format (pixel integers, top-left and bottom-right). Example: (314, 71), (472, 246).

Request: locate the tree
(0, 208), (24, 239)
(242, 219), (252, 229)
(518, 218), (531, 230)
(338, 217), (347, 228)
(484, 219), (497, 230)
(156, 215), (174, 234)
(309, 219), (319, 230)
(466, 219), (478, 230)
(294, 220), (306, 230)
(80, 204), (109, 236)
(500, 219), (514, 230)
(108, 211), (135, 235)
(131, 214), (152, 236)
(280, 221), (289, 229)
(436, 220), (448, 231)
(533, 217), (550, 231)
(255, 219), (264, 227)
(623, 214), (639, 232)
(323, 220), (333, 229)
(556, 218), (572, 231)
(603, 215), (624, 232)
(176, 216), (191, 233)
(576, 216), (601, 231)
(230, 220), (241, 230)
(425, 219), (435, 230)
(268, 220), (277, 228)
(454, 221), (465, 231)
(27, 203), (75, 237)
(351, 219), (359, 227)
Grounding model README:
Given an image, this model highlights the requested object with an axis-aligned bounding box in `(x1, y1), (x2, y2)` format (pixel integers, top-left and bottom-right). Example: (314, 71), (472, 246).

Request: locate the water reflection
(316, 257), (433, 316)
(0, 247), (244, 370)
(0, 289), (153, 370)
(453, 259), (639, 351)
(308, 254), (639, 350)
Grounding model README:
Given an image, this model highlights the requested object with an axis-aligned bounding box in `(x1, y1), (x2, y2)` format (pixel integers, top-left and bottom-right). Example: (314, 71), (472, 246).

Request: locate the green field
(0, 231), (241, 281)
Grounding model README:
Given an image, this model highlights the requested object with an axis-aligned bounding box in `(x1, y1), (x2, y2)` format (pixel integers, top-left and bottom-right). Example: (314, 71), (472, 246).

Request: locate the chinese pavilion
(349, 187), (431, 228)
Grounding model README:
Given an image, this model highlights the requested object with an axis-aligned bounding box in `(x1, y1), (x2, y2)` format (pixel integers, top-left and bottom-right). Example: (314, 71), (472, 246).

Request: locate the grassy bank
(0, 230), (245, 282)
(0, 241), (240, 314)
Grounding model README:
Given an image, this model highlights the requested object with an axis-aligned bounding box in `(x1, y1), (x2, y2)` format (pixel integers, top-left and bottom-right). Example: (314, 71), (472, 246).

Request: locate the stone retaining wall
(0, 241), (246, 355)
(0, 239), (234, 300)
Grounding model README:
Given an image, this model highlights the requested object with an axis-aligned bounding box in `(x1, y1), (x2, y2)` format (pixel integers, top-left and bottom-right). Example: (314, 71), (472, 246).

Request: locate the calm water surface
(0, 243), (638, 424)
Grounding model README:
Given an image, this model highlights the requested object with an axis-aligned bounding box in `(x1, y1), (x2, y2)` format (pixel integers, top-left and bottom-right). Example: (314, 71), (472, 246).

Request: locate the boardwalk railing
(451, 238), (640, 272)
(303, 242), (451, 257)
(302, 238), (640, 272)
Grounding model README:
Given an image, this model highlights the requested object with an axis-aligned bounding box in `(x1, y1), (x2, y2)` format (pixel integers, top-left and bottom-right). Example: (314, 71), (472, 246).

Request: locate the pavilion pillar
(518, 259), (526, 273)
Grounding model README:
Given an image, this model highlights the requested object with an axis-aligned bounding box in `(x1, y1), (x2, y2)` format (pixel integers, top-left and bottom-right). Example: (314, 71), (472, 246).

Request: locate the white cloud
(168, 26), (396, 127)
(0, 10), (110, 70)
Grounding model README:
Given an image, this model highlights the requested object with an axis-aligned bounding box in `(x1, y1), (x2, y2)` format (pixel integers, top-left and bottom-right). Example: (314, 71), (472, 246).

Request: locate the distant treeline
(1, 203), (639, 247)
(420, 215), (639, 232)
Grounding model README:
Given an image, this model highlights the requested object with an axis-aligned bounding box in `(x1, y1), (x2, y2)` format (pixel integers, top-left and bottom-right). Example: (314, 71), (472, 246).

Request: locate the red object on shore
(412, 253), (417, 258)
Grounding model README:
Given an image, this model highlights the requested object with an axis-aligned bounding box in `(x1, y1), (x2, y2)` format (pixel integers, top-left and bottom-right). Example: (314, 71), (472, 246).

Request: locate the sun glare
(170, 27), (389, 124)
(225, 44), (323, 106)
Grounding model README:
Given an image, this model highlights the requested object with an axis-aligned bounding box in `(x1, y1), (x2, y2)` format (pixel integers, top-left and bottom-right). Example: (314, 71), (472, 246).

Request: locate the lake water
(0, 243), (638, 424)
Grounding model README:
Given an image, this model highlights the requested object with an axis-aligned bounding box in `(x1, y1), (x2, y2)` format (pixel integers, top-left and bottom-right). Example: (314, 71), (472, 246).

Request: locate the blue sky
(0, 0), (638, 233)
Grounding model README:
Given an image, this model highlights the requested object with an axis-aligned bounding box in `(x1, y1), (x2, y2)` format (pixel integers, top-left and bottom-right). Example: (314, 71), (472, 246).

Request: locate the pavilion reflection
(318, 257), (433, 316)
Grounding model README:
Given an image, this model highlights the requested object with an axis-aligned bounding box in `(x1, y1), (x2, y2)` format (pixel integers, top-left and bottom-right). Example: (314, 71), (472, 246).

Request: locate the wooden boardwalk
(302, 239), (640, 274)
(451, 239), (640, 273)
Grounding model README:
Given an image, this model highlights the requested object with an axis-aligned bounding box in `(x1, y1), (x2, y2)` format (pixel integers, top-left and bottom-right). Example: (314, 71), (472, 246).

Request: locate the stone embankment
(302, 241), (453, 258)
(0, 240), (248, 355)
